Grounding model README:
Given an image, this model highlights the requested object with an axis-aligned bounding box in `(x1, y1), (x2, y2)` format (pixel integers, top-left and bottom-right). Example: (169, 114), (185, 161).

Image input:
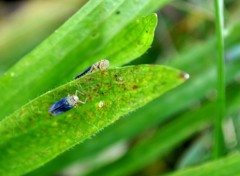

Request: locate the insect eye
(73, 95), (79, 102)
(102, 60), (110, 69)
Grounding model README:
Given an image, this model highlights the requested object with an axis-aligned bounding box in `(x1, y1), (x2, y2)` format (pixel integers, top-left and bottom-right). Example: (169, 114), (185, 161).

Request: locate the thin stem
(214, 0), (225, 158)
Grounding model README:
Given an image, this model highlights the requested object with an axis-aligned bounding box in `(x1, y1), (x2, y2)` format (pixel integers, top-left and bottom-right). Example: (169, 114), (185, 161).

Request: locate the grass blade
(168, 153), (240, 176)
(214, 0), (225, 158)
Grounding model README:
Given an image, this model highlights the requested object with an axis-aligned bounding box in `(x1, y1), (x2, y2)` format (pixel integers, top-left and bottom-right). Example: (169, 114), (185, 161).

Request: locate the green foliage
(85, 82), (240, 176)
(214, 0), (225, 158)
(0, 0), (87, 73)
(0, 1), (185, 175)
(0, 65), (186, 175)
(1, 0), (240, 176)
(168, 153), (240, 176)
(0, 10), (157, 119)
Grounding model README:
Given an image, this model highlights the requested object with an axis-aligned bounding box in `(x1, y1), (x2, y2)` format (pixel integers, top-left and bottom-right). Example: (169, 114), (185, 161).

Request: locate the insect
(74, 59), (110, 79)
(49, 91), (87, 116)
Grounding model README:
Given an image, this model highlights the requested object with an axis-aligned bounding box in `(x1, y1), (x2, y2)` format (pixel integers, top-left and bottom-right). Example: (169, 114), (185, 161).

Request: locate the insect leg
(75, 89), (88, 104)
(79, 97), (88, 104)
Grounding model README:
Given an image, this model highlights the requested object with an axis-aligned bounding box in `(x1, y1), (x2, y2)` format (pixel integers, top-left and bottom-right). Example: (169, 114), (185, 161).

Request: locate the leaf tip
(152, 13), (158, 18)
(150, 13), (158, 25)
(179, 72), (190, 80)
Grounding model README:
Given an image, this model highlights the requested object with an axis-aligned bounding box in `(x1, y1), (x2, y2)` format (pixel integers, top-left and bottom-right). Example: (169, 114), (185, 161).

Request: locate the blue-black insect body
(75, 66), (92, 79)
(74, 59), (110, 79)
(49, 94), (82, 116)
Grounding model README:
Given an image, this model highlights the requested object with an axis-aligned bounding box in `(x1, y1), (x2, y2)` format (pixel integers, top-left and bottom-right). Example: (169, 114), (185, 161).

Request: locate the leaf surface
(0, 65), (187, 176)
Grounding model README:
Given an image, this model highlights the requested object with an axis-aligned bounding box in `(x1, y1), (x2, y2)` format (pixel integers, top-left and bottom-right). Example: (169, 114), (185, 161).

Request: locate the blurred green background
(1, 0), (240, 175)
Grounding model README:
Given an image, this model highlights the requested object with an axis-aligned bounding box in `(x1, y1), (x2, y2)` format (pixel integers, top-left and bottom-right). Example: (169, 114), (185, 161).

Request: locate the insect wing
(74, 66), (92, 79)
(49, 97), (72, 115)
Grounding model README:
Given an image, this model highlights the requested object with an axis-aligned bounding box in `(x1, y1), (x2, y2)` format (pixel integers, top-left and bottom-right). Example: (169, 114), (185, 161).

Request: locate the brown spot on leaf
(87, 77), (93, 81)
(114, 74), (119, 80)
(132, 85), (138, 90)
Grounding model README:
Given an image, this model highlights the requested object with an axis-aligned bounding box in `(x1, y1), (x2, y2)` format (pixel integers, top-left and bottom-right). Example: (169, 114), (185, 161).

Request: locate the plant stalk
(214, 0), (225, 158)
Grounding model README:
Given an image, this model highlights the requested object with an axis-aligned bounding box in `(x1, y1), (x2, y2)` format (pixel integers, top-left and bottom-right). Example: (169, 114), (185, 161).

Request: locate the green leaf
(0, 1), (158, 119)
(0, 65), (187, 176)
(167, 153), (240, 176)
